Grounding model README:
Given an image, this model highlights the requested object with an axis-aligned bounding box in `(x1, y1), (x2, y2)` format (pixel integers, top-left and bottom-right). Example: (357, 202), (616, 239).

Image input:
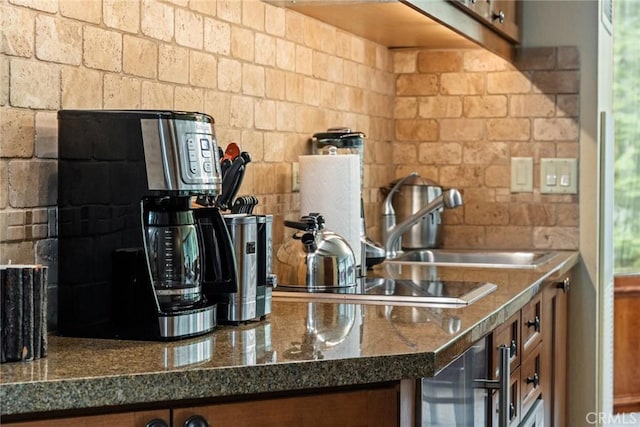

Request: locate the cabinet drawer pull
(557, 277), (571, 293)
(526, 372), (540, 388)
(526, 315), (540, 332)
(492, 10), (505, 23)
(509, 339), (517, 358)
(184, 415), (210, 427)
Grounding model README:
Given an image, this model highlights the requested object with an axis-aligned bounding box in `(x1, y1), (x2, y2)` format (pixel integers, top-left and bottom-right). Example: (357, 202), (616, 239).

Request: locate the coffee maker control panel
(183, 133), (219, 183)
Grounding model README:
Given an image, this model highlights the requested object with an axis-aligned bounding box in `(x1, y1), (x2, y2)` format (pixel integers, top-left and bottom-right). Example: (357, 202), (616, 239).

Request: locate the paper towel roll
(299, 154), (361, 266)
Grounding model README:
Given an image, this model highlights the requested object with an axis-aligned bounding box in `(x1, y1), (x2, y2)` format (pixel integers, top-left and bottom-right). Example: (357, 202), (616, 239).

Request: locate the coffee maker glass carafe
(145, 196), (202, 311)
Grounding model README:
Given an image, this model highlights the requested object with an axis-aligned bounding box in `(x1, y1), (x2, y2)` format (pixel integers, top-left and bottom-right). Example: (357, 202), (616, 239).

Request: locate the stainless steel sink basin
(386, 249), (557, 269)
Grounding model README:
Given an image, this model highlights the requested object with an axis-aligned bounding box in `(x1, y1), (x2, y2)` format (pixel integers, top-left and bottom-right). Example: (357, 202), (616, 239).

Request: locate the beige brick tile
(318, 81), (336, 109)
(230, 95), (254, 128)
(141, 0), (174, 41)
(417, 96), (463, 118)
(255, 99), (276, 131)
(392, 142), (417, 164)
(104, 74), (141, 109)
(463, 141), (509, 164)
(8, 159), (57, 207)
(487, 71), (531, 94)
(35, 15), (81, 65)
(1, 5), (34, 57)
(204, 18), (230, 55)
(456, 187), (496, 203)
(556, 142), (579, 158)
(302, 77), (319, 106)
(513, 47), (556, 70)
(394, 97), (417, 119)
(174, 86), (204, 113)
(533, 118), (579, 141)
(263, 131), (285, 162)
(485, 226), (532, 249)
(60, 0), (101, 23)
(304, 19), (335, 54)
(204, 90), (231, 126)
(532, 71), (579, 94)
(123, 35), (157, 78)
(463, 95), (506, 118)
(295, 45), (312, 76)
(440, 224), (485, 247)
(395, 119), (438, 141)
(218, 57), (242, 92)
(265, 68), (285, 100)
(190, 50), (217, 89)
(464, 201), (509, 225)
(264, 3), (285, 37)
(141, 81), (173, 110)
(242, 63), (265, 97)
(510, 94), (555, 117)
(439, 165), (484, 188)
(484, 164), (509, 188)
(231, 26), (255, 61)
(0, 169), (8, 208)
(176, 8), (203, 49)
(463, 50), (511, 72)
(326, 56), (344, 83)
(350, 36), (365, 64)
(441, 73), (484, 95)
(276, 101), (296, 131)
(418, 142), (462, 165)
(166, 0), (188, 6)
(255, 33), (276, 66)
(61, 67), (102, 108)
(557, 203), (579, 226)
(243, 0), (264, 31)
(284, 9), (305, 45)
(83, 26), (122, 72)
(440, 118), (484, 141)
(0, 108), (34, 158)
(511, 142), (556, 160)
(396, 74), (438, 96)
(335, 31), (351, 60)
(557, 46), (579, 70)
(285, 72), (304, 103)
(104, 0), (140, 32)
(217, 0), (242, 23)
(35, 111), (57, 159)
(311, 50), (329, 80)
(158, 44), (189, 84)
(509, 203), (555, 226)
(0, 59), (8, 106)
(10, 58), (59, 109)
(556, 94), (578, 117)
(393, 50), (417, 74)
(9, 0), (57, 13)
(343, 60), (358, 87)
(418, 50), (463, 72)
(239, 129), (265, 164)
(486, 118), (530, 141)
(277, 39), (299, 72)
(190, 0), (217, 17)
(533, 226), (578, 250)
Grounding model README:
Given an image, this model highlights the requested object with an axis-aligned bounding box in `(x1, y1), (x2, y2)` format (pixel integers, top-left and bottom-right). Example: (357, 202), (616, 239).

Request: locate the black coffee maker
(58, 110), (237, 340)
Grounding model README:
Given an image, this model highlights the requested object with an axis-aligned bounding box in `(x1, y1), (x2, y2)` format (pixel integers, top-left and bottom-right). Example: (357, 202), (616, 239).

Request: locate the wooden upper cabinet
(268, 0), (520, 61)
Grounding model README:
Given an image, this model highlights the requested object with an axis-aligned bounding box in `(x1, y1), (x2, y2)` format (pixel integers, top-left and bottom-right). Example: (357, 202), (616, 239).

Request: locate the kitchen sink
(386, 249), (557, 269)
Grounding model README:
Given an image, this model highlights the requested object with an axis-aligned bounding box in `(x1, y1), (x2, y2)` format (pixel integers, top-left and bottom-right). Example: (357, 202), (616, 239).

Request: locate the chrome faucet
(382, 174), (463, 259)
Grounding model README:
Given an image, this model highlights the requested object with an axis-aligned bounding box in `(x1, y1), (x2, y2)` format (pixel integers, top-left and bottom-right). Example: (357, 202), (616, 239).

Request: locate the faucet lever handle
(383, 172), (418, 215)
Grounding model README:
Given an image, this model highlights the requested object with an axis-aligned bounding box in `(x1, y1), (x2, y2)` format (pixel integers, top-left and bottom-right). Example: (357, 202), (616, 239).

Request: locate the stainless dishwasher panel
(519, 399), (544, 427)
(419, 337), (491, 426)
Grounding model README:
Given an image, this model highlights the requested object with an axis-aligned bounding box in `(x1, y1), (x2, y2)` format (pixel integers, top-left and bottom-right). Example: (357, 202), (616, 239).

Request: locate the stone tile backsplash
(1, 1), (579, 327)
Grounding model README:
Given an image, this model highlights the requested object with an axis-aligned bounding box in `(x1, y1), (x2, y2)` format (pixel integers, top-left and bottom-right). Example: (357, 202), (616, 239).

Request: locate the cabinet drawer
(521, 343), (543, 418)
(521, 293), (542, 355)
(493, 311), (520, 377)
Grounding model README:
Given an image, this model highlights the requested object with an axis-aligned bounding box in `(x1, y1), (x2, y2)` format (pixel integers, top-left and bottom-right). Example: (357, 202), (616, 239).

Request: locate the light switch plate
(540, 158), (578, 194)
(510, 157), (533, 193)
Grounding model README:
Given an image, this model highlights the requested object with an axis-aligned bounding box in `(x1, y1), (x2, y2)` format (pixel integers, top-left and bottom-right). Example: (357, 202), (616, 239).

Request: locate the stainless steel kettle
(275, 213), (357, 292)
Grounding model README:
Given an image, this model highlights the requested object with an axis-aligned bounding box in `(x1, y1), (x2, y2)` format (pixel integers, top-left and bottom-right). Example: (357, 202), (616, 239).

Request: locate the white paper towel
(299, 154), (361, 266)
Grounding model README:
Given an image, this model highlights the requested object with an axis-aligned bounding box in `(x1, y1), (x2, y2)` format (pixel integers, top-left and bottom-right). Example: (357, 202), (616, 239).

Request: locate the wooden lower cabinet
(3, 410), (171, 427)
(173, 386), (399, 427)
(614, 274), (640, 413)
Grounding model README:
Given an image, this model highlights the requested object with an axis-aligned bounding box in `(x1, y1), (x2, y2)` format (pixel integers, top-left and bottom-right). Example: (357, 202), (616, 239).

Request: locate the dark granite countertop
(0, 251), (578, 418)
